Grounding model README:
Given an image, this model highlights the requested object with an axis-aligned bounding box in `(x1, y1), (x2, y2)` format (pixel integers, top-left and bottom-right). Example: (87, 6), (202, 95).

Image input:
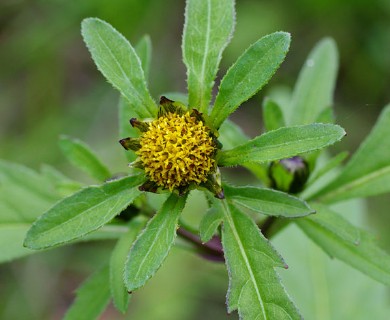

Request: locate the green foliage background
(0, 0), (389, 319)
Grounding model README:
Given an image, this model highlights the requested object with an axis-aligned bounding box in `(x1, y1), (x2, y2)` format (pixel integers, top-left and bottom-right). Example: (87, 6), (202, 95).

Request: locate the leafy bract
(263, 98), (286, 132)
(210, 32), (291, 129)
(224, 185), (314, 218)
(219, 123), (345, 166)
(24, 174), (144, 249)
(59, 135), (111, 182)
(289, 38), (338, 125)
(125, 193), (187, 291)
(110, 217), (147, 313)
(183, 0), (235, 114)
(296, 204), (390, 286)
(221, 201), (301, 319)
(311, 105), (390, 203)
(81, 18), (156, 119)
(63, 265), (111, 320)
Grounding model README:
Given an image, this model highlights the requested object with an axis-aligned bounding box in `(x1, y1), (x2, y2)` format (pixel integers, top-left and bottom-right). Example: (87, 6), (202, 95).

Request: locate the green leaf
(221, 201), (301, 319)
(59, 135), (111, 182)
(210, 32), (291, 129)
(135, 35), (152, 81)
(296, 204), (390, 286)
(289, 38), (338, 125)
(0, 224), (34, 263)
(125, 193), (187, 291)
(24, 174), (145, 249)
(110, 217), (147, 313)
(312, 105), (390, 202)
(199, 200), (223, 243)
(182, 0), (235, 114)
(0, 160), (60, 223)
(219, 123), (346, 166)
(224, 185), (314, 218)
(81, 18), (157, 119)
(218, 119), (249, 150)
(263, 98), (286, 132)
(63, 265), (111, 320)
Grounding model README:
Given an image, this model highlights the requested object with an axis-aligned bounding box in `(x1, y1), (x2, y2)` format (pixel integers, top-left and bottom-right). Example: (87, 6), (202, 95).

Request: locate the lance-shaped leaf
(296, 204), (390, 286)
(59, 135), (111, 182)
(135, 35), (152, 81)
(224, 185), (314, 218)
(81, 18), (157, 119)
(263, 98), (286, 132)
(125, 193), (187, 291)
(311, 105), (390, 203)
(210, 32), (290, 129)
(219, 123), (345, 166)
(199, 198), (224, 243)
(221, 201), (301, 319)
(24, 174), (145, 249)
(110, 217), (147, 313)
(63, 265), (111, 320)
(289, 38), (338, 125)
(182, 0), (235, 114)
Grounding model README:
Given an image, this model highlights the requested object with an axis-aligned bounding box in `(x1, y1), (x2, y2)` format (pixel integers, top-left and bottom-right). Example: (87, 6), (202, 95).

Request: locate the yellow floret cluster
(137, 112), (216, 190)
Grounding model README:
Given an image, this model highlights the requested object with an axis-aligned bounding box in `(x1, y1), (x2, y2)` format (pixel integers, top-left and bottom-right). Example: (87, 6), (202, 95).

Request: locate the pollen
(137, 111), (216, 191)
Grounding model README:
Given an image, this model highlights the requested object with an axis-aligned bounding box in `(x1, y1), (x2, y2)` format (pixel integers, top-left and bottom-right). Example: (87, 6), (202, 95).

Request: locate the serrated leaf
(311, 105), (390, 203)
(59, 135), (111, 182)
(289, 38), (338, 125)
(224, 185), (314, 218)
(182, 0), (235, 114)
(135, 35), (152, 81)
(24, 174), (145, 249)
(81, 18), (156, 119)
(210, 32), (291, 129)
(125, 193), (187, 291)
(110, 217), (147, 313)
(199, 201), (223, 243)
(219, 123), (345, 166)
(221, 201), (301, 319)
(63, 265), (111, 320)
(263, 98), (286, 131)
(296, 203), (390, 286)
(0, 224), (34, 263)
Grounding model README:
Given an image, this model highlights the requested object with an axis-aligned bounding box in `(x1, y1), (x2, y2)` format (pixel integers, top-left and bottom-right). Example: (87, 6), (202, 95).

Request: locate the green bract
(0, 0), (387, 319)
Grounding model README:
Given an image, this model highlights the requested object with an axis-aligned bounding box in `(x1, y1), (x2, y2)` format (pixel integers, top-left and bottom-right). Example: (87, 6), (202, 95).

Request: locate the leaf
(218, 119), (249, 150)
(135, 35), (152, 81)
(125, 193), (187, 291)
(221, 201), (301, 319)
(210, 32), (291, 129)
(199, 201), (223, 243)
(218, 123), (346, 166)
(0, 224), (34, 263)
(59, 135), (111, 182)
(289, 38), (338, 125)
(224, 185), (314, 218)
(81, 18), (157, 119)
(263, 98), (286, 131)
(312, 105), (390, 202)
(109, 217), (147, 313)
(63, 265), (111, 320)
(296, 203), (390, 286)
(24, 174), (145, 249)
(182, 0), (235, 114)
(0, 160), (60, 223)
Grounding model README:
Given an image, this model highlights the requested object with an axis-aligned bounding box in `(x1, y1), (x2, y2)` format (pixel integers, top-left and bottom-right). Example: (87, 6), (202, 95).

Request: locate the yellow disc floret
(137, 111), (216, 191)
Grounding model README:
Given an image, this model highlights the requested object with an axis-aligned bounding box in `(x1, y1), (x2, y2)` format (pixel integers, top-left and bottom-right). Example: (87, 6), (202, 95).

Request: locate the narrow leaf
(221, 201), (301, 319)
(59, 135), (111, 182)
(110, 217), (147, 313)
(24, 174), (145, 249)
(312, 105), (390, 202)
(125, 193), (187, 291)
(199, 201), (223, 243)
(135, 35), (152, 81)
(218, 119), (249, 150)
(263, 98), (286, 132)
(219, 123), (346, 166)
(210, 32), (291, 129)
(296, 204), (390, 286)
(63, 265), (111, 320)
(81, 18), (157, 119)
(183, 0), (235, 113)
(224, 185), (314, 218)
(289, 38), (338, 125)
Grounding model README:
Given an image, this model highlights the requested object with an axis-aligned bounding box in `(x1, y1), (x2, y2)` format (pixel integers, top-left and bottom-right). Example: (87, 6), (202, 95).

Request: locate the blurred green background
(1, 0), (389, 319)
